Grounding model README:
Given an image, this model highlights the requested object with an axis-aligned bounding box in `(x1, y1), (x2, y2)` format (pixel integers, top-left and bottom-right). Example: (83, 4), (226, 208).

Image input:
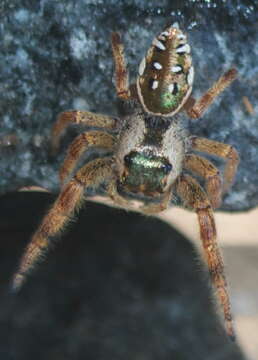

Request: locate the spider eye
(124, 154), (132, 164)
(161, 163), (172, 173)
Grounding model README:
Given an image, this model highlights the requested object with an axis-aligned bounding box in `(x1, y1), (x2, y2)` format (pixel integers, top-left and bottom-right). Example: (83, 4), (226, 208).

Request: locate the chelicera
(13, 23), (239, 339)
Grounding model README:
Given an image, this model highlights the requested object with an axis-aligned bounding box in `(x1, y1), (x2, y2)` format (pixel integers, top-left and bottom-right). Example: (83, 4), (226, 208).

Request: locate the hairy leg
(183, 154), (222, 209)
(107, 180), (135, 209)
(140, 187), (173, 214)
(59, 131), (116, 184)
(108, 180), (173, 215)
(176, 174), (234, 339)
(184, 68), (237, 119)
(190, 136), (239, 193)
(51, 111), (118, 153)
(12, 157), (113, 292)
(111, 32), (131, 100)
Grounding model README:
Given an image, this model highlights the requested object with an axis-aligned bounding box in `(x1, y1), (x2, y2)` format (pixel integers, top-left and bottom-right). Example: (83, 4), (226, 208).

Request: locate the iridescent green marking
(123, 152), (172, 194)
(177, 55), (186, 68)
(161, 90), (184, 110)
(132, 153), (163, 169)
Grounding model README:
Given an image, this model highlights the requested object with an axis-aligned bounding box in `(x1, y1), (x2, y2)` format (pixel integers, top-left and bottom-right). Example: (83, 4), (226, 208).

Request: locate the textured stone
(1, 0), (258, 211)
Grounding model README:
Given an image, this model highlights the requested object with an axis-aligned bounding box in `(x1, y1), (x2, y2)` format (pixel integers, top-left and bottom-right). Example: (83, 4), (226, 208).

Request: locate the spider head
(121, 150), (172, 196)
(136, 23), (194, 117)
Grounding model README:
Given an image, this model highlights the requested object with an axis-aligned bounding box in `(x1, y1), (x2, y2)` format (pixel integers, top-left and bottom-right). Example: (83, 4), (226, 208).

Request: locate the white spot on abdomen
(177, 33), (186, 40)
(152, 38), (166, 51)
(152, 80), (159, 89)
(168, 84), (174, 93)
(153, 62), (162, 70)
(176, 44), (191, 54)
(171, 65), (182, 73)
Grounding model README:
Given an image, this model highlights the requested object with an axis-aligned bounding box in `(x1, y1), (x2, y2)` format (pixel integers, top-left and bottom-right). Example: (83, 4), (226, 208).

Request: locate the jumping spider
(13, 23), (239, 339)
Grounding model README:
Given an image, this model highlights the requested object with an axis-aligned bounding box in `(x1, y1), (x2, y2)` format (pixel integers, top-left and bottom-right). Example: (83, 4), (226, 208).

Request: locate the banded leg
(185, 68), (237, 119)
(176, 174), (234, 340)
(51, 110), (117, 153)
(190, 137), (239, 193)
(59, 131), (116, 184)
(183, 154), (222, 209)
(111, 32), (131, 100)
(12, 157), (113, 292)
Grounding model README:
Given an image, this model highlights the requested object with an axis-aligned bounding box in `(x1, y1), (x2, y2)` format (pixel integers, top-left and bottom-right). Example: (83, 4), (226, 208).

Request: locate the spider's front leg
(184, 68), (237, 119)
(12, 157), (113, 292)
(176, 174), (234, 340)
(108, 181), (173, 215)
(107, 180), (138, 210)
(59, 131), (116, 185)
(51, 111), (118, 153)
(139, 187), (174, 215)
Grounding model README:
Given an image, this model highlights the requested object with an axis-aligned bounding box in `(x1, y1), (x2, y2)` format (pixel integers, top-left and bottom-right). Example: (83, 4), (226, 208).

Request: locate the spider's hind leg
(176, 174), (234, 340)
(12, 157), (113, 292)
(111, 32), (132, 100)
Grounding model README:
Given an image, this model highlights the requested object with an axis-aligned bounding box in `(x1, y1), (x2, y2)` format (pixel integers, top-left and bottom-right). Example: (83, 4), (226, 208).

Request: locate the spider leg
(59, 131), (116, 185)
(184, 68), (237, 119)
(176, 174), (234, 340)
(107, 180), (135, 209)
(111, 32), (131, 100)
(139, 187), (173, 215)
(51, 111), (118, 153)
(12, 157), (113, 292)
(183, 154), (222, 209)
(190, 137), (239, 193)
(108, 180), (173, 215)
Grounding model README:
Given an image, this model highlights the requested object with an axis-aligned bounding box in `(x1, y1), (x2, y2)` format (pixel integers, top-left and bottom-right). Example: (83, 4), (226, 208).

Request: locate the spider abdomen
(136, 23), (194, 116)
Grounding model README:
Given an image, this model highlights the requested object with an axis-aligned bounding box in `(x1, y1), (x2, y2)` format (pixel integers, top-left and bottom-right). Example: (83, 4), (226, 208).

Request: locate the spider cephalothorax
(115, 108), (186, 198)
(12, 23), (239, 340)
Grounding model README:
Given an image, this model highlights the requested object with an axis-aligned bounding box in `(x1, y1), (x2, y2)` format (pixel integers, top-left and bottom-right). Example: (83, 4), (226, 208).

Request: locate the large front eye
(161, 163), (172, 174)
(124, 154), (132, 165)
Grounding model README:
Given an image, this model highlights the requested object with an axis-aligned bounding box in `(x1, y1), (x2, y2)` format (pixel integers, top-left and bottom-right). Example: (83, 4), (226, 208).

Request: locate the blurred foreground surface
(0, 192), (246, 360)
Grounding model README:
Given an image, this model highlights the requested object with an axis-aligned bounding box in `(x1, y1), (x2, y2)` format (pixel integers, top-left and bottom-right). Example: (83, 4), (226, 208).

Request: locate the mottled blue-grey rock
(0, 0), (258, 211)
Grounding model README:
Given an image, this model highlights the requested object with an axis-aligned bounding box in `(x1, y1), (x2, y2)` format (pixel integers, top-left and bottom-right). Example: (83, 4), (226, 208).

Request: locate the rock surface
(1, 0), (258, 210)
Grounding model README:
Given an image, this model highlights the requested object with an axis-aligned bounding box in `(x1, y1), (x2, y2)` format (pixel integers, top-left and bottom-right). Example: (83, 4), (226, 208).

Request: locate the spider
(12, 23), (239, 340)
